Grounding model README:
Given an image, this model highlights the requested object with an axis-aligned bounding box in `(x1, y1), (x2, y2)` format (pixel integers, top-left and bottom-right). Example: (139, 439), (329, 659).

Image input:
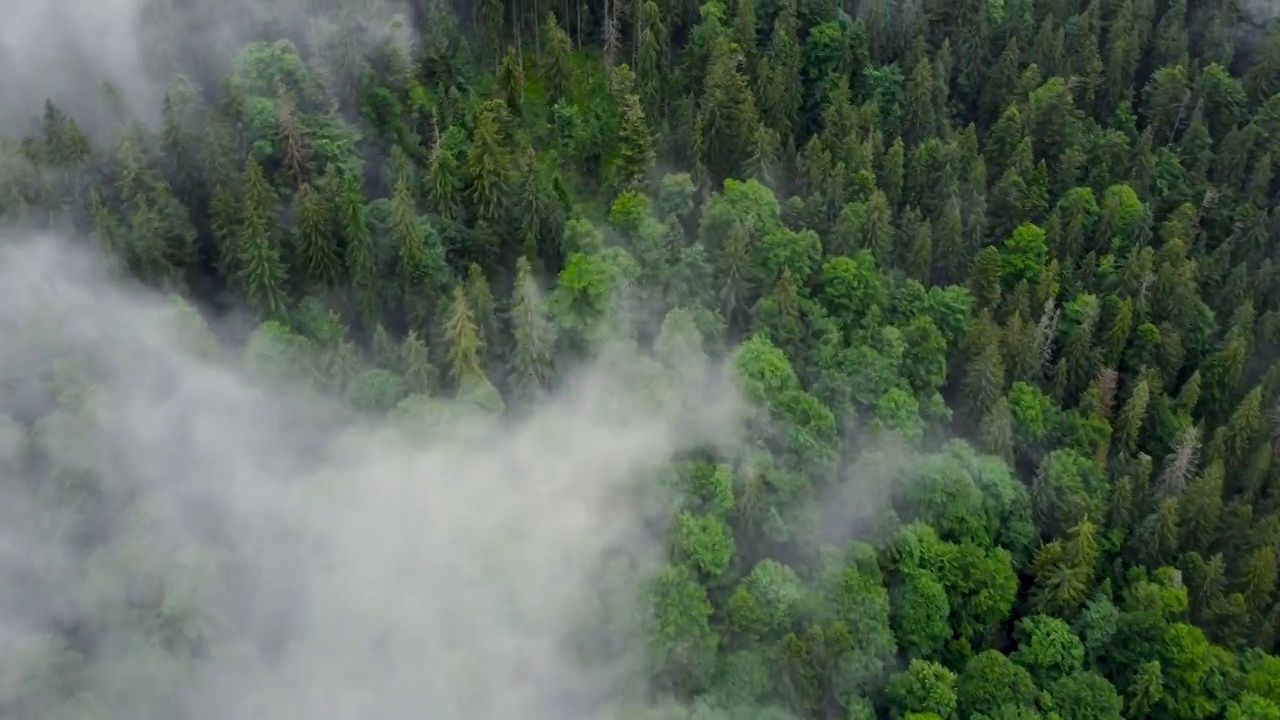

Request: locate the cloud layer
(0, 233), (745, 718)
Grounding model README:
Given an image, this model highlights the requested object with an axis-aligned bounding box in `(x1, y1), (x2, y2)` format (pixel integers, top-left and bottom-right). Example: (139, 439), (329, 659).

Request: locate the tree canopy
(5, 0), (1280, 717)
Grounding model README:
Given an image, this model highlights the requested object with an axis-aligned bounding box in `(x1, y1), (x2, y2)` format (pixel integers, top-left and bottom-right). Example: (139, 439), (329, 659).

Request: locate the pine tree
(612, 65), (656, 192)
(467, 100), (512, 223)
(719, 219), (754, 330)
(635, 0), (668, 115)
(401, 329), (436, 396)
(236, 163), (289, 317)
(541, 12), (574, 103)
(444, 285), (484, 386)
(158, 75), (202, 206)
(370, 322), (399, 368)
(425, 129), (464, 220)
(902, 45), (940, 145)
(695, 36), (760, 182)
(731, 0), (757, 78)
(89, 190), (124, 260)
(274, 83), (310, 188)
(509, 256), (557, 402)
(208, 183), (241, 276)
(758, 0), (801, 144)
(340, 175), (381, 329)
(1115, 375), (1152, 453)
(294, 180), (340, 288)
(464, 263), (500, 374)
(496, 47), (525, 115)
(978, 396), (1016, 463)
(389, 155), (428, 297)
(1215, 385), (1264, 476)
(860, 190), (896, 266)
(1178, 459), (1224, 552)
(961, 316), (1007, 422)
(904, 210), (934, 284)
(751, 268), (804, 351)
(969, 247), (1003, 312)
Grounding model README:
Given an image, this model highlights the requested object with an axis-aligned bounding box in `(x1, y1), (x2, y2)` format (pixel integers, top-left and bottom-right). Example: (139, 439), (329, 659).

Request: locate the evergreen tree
(509, 256), (557, 402)
(444, 285), (484, 386)
(293, 179), (340, 288)
(236, 157), (289, 317)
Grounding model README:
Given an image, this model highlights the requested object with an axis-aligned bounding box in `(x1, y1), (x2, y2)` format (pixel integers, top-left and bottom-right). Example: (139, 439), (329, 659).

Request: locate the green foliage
(888, 659), (958, 719)
(344, 368), (407, 412)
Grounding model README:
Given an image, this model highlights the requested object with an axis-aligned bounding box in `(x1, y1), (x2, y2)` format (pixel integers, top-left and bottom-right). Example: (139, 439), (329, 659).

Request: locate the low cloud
(0, 0), (414, 132)
(0, 232), (746, 719)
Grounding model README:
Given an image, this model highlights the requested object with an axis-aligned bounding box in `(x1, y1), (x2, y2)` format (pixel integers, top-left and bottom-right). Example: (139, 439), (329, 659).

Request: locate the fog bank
(0, 232), (746, 718)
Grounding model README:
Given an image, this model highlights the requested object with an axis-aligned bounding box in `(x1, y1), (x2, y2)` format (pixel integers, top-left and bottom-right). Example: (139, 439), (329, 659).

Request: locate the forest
(4, 0), (1280, 717)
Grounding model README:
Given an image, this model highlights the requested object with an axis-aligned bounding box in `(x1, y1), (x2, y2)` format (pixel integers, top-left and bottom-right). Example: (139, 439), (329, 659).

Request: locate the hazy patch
(0, 0), (155, 129)
(0, 232), (747, 718)
(0, 0), (416, 133)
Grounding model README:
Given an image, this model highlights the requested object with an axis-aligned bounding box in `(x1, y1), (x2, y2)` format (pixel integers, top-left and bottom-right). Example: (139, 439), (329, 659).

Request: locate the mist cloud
(0, 232), (747, 718)
(0, 0), (415, 131)
(0, 0), (156, 128)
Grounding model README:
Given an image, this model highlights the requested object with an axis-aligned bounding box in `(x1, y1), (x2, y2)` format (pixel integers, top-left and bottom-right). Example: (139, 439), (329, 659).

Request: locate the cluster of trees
(7, 0), (1280, 717)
